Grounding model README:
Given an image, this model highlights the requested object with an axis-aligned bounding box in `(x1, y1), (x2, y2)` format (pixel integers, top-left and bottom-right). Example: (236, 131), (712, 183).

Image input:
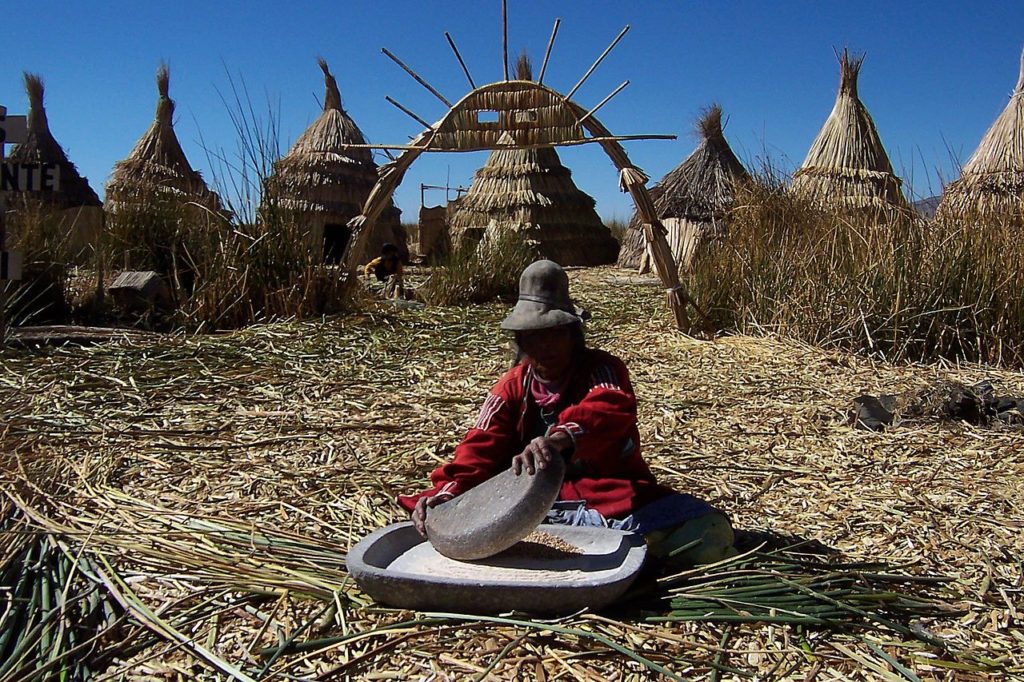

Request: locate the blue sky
(3, 1), (1023, 221)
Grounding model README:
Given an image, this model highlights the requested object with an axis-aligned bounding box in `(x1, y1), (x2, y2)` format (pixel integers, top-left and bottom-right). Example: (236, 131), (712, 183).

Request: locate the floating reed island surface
(2, 268), (1023, 679)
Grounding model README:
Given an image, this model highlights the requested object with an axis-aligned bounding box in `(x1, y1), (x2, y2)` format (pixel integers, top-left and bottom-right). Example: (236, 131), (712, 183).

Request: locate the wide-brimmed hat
(500, 260), (581, 331)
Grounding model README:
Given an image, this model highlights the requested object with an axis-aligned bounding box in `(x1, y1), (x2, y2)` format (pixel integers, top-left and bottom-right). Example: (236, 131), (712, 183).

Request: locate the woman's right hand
(411, 494), (452, 537)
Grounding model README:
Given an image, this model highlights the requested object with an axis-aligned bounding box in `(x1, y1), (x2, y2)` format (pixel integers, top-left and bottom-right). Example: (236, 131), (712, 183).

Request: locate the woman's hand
(411, 494), (452, 537)
(512, 431), (573, 475)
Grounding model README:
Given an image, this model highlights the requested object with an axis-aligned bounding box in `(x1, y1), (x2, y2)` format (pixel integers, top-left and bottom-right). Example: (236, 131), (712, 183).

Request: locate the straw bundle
(791, 50), (908, 213)
(265, 58), (405, 262)
(618, 105), (750, 271)
(105, 64), (223, 214)
(447, 56), (618, 266)
(937, 49), (1024, 221)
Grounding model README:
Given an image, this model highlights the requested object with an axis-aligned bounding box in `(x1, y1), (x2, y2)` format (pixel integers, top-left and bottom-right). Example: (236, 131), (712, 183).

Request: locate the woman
(398, 260), (734, 566)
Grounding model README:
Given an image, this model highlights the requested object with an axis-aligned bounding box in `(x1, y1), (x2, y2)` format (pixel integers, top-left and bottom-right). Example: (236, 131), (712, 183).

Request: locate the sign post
(1, 104), (29, 347)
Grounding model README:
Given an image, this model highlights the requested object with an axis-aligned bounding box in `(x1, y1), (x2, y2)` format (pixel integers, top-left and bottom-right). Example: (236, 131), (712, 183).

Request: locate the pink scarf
(529, 367), (570, 408)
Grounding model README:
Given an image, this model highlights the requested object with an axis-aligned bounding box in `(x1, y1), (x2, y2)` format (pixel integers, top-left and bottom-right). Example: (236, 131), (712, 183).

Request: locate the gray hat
(500, 260), (581, 331)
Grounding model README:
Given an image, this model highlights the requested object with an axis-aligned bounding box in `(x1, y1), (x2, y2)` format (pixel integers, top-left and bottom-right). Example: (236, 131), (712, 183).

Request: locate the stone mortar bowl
(425, 454), (565, 560)
(347, 521), (647, 615)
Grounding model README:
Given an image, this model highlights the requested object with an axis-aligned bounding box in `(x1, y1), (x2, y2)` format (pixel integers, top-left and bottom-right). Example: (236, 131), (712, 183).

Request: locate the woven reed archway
(341, 9), (695, 329)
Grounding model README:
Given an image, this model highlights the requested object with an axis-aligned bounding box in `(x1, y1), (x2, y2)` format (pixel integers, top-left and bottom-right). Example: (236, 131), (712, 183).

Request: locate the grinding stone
(425, 454), (565, 560)
(347, 522), (647, 615)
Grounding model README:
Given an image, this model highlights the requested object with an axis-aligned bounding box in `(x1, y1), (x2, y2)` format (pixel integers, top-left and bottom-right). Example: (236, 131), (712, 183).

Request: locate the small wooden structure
(416, 205), (449, 262)
(936, 49), (1024, 221)
(109, 271), (172, 312)
(791, 50), (908, 214)
(618, 105), (749, 273)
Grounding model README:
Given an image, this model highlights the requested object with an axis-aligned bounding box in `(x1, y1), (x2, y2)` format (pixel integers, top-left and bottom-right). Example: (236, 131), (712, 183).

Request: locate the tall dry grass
(688, 175), (1024, 367)
(1, 199), (78, 325)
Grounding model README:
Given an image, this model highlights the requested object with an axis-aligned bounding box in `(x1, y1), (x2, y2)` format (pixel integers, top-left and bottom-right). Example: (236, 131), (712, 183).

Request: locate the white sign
(0, 251), (22, 281)
(1, 162), (61, 192)
(0, 106), (29, 147)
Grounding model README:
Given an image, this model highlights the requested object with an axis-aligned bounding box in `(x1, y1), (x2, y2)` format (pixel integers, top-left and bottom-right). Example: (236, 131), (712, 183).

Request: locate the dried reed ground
(2, 267), (1022, 679)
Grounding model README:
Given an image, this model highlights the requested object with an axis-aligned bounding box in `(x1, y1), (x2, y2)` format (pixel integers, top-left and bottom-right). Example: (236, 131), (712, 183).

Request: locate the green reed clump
(419, 228), (536, 306)
(688, 175), (1024, 367)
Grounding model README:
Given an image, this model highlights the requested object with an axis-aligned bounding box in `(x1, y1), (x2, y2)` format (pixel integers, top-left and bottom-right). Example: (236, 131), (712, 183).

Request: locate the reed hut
(265, 59), (404, 264)
(936, 49), (1024, 221)
(105, 64), (223, 215)
(447, 56), (618, 266)
(6, 73), (104, 255)
(791, 50), (907, 213)
(618, 105), (749, 272)
(448, 143), (619, 266)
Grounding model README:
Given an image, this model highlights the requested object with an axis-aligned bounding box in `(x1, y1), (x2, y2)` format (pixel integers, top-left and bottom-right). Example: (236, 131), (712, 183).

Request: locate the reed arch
(343, 78), (694, 329)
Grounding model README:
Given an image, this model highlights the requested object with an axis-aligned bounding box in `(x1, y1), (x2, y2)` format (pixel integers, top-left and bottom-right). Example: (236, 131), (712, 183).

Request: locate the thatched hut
(105, 64), (223, 215)
(264, 58), (404, 264)
(791, 50), (907, 213)
(618, 105), (749, 272)
(6, 73), (104, 256)
(936, 49), (1024, 221)
(445, 55), (619, 266)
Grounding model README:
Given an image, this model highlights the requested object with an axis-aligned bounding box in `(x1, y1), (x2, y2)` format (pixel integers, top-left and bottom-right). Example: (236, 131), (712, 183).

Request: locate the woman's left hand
(512, 431), (572, 475)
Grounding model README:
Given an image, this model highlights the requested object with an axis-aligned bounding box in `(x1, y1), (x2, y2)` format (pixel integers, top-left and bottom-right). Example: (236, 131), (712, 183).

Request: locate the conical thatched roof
(791, 50), (907, 212)
(448, 54), (618, 266)
(265, 58), (402, 259)
(7, 73), (101, 208)
(105, 64), (222, 212)
(618, 105), (749, 268)
(937, 49), (1024, 220)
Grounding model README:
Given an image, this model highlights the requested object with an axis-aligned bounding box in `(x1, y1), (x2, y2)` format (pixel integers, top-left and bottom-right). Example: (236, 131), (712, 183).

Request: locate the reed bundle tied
(791, 50), (909, 214)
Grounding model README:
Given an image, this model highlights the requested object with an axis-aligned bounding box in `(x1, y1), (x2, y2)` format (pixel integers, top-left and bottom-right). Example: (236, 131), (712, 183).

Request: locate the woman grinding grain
(399, 260), (735, 567)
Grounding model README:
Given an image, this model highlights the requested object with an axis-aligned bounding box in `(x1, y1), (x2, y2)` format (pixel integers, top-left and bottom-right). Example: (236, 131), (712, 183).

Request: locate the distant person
(363, 243), (404, 298)
(399, 260), (735, 568)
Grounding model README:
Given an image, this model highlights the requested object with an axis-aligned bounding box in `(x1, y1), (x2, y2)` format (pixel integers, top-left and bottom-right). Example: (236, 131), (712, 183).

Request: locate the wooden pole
(0, 105), (7, 347)
(381, 48), (453, 107)
(501, 0), (509, 81)
(565, 25), (630, 101)
(576, 80), (629, 126)
(445, 32), (476, 89)
(538, 18), (561, 84)
(384, 96), (434, 130)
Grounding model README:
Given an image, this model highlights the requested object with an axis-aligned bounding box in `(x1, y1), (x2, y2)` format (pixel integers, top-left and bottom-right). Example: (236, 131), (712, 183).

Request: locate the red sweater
(398, 349), (673, 519)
